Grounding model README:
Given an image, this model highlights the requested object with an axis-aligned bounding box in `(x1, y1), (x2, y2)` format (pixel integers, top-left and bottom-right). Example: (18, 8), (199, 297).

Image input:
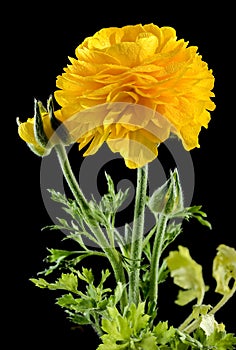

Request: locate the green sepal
(17, 115), (51, 157)
(34, 98), (49, 148)
(26, 141), (51, 157)
(47, 95), (71, 145)
(147, 168), (184, 216)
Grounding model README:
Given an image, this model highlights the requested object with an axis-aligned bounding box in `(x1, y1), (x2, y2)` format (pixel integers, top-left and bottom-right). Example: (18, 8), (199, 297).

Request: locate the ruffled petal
(54, 23), (216, 168)
(107, 128), (159, 168)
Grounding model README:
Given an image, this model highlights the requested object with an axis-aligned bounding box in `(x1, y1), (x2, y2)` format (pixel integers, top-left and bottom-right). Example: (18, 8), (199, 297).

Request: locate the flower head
(20, 23), (216, 168)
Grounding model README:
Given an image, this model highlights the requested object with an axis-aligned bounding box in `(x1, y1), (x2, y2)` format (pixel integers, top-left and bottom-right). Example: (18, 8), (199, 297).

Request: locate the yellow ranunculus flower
(54, 23), (215, 168)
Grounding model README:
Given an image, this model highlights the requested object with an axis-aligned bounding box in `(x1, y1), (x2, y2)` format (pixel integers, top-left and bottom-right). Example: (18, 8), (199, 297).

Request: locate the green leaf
(162, 222), (183, 252)
(30, 277), (54, 289)
(158, 260), (169, 284)
(69, 314), (91, 325)
(98, 269), (111, 288)
(138, 333), (158, 350)
(213, 244), (236, 295)
(174, 205), (212, 229)
(192, 304), (212, 318)
(153, 321), (176, 345)
(30, 273), (79, 293)
(206, 330), (236, 349)
(55, 273), (79, 293)
(45, 248), (76, 263)
(194, 327), (236, 350)
(113, 282), (127, 306)
(177, 330), (204, 349)
(56, 293), (78, 309)
(165, 246), (206, 305)
(39, 248), (79, 275)
(99, 302), (154, 349)
(126, 302), (150, 331)
(77, 267), (94, 284)
(93, 172), (130, 224)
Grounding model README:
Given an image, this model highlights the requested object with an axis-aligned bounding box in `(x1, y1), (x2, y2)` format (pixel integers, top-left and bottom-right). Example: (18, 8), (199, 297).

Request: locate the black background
(5, 2), (235, 348)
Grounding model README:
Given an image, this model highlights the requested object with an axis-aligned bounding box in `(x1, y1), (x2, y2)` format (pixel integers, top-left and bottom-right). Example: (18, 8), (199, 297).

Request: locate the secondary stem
(183, 281), (236, 334)
(54, 143), (128, 311)
(148, 214), (168, 314)
(129, 164), (148, 305)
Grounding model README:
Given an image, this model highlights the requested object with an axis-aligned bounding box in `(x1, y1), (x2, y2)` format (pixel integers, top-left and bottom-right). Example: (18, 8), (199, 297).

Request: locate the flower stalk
(54, 143), (128, 311)
(148, 214), (168, 314)
(128, 164), (148, 305)
(182, 281), (236, 334)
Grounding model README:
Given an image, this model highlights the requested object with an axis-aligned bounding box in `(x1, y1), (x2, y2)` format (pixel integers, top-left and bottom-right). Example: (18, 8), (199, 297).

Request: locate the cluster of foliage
(31, 171), (236, 349)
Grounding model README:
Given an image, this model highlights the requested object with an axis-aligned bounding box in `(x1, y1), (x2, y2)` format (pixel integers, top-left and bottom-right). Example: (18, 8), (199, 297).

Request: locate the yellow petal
(107, 128), (159, 168)
(18, 118), (37, 144)
(54, 23), (216, 168)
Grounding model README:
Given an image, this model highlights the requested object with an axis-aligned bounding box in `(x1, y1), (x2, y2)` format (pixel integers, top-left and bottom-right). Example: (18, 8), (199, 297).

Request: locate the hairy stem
(129, 165), (148, 305)
(148, 214), (168, 315)
(54, 143), (128, 311)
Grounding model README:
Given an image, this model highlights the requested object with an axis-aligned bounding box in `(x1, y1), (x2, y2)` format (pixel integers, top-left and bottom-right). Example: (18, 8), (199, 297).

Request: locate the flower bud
(17, 96), (71, 157)
(17, 99), (53, 157)
(147, 168), (184, 216)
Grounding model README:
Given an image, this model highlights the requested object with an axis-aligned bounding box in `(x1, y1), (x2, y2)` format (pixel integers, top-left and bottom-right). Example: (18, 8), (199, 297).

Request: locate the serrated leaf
(31, 273), (79, 293)
(174, 205), (212, 229)
(138, 333), (158, 349)
(114, 282), (126, 304)
(45, 248), (76, 263)
(100, 302), (152, 349)
(56, 293), (77, 308)
(99, 269), (111, 288)
(70, 314), (91, 325)
(153, 321), (176, 345)
(30, 277), (54, 289)
(98, 172), (130, 218)
(55, 273), (78, 293)
(76, 267), (94, 284)
(196, 327), (236, 350)
(192, 304), (212, 319)
(127, 302), (150, 331)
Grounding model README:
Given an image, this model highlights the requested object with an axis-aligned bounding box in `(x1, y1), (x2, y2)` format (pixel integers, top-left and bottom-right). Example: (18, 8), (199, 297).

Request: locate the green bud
(147, 168), (184, 216)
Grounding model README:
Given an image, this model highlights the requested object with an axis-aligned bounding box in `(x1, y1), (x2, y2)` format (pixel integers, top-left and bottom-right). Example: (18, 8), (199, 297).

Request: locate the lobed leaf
(165, 246), (206, 306)
(213, 244), (236, 295)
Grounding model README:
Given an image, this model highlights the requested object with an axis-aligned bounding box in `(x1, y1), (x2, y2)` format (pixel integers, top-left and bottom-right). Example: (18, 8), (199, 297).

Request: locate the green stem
(178, 288), (205, 332)
(209, 282), (236, 315)
(183, 282), (236, 334)
(128, 165), (148, 305)
(54, 143), (128, 311)
(178, 313), (195, 332)
(148, 214), (168, 315)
